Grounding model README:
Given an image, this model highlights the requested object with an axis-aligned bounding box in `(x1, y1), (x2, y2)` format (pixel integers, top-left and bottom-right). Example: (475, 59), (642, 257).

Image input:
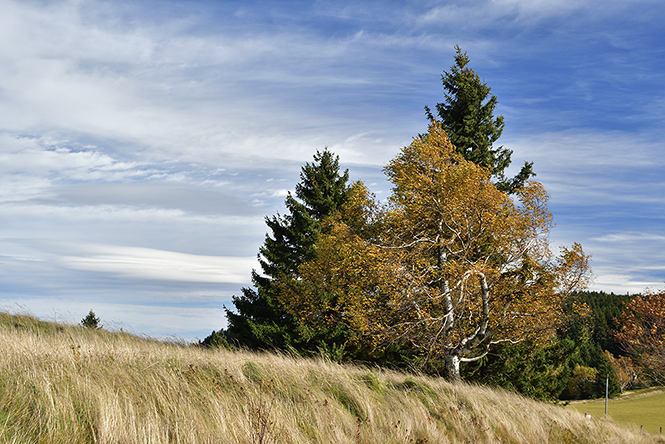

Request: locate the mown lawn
(568, 390), (665, 436)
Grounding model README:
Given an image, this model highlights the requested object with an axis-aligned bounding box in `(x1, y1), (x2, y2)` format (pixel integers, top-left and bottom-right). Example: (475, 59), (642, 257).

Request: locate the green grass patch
(324, 381), (367, 421)
(241, 360), (264, 383)
(569, 390), (665, 435)
(355, 372), (385, 393)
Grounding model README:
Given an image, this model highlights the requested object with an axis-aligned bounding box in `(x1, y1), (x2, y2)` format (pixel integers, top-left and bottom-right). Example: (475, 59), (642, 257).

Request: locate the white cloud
(591, 233), (665, 243)
(420, 0), (658, 28)
(60, 248), (255, 284)
(506, 130), (662, 170)
(0, 134), (145, 185)
(501, 129), (665, 209)
(589, 273), (660, 295)
(15, 240), (258, 284)
(0, 0), (428, 170)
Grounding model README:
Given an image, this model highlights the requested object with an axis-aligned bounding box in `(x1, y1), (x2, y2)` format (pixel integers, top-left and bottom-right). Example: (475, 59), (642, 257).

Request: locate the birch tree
(378, 122), (582, 380)
(282, 122), (590, 381)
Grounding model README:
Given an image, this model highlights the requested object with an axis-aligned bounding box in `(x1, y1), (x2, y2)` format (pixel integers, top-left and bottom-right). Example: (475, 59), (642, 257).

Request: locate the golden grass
(0, 312), (661, 444)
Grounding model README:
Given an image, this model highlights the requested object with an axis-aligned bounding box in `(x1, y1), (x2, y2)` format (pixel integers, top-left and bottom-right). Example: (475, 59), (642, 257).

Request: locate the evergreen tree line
(202, 47), (658, 401)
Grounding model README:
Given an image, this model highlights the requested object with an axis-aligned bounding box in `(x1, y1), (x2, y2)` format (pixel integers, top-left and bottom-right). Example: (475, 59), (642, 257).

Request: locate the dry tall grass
(0, 312), (660, 444)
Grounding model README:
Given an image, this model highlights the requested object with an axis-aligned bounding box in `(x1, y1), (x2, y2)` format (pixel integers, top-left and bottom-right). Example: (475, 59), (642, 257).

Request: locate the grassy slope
(0, 313), (661, 444)
(568, 390), (665, 435)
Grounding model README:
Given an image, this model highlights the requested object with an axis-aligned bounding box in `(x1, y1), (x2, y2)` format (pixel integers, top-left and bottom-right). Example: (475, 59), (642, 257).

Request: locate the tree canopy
(280, 122), (590, 381)
(614, 289), (665, 385)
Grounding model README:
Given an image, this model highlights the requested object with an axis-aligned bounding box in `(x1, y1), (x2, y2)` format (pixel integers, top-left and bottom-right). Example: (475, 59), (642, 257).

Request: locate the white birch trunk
(444, 352), (461, 382)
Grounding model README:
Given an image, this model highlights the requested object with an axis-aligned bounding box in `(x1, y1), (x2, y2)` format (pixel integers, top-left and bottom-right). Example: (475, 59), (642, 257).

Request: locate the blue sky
(1, 0), (663, 340)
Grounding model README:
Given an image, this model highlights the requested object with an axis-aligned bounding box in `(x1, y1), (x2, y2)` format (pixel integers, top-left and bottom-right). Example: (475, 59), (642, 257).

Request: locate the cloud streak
(53, 241), (257, 284)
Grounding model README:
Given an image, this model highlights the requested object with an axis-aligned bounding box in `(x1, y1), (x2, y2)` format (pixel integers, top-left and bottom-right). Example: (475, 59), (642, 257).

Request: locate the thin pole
(605, 376), (609, 419)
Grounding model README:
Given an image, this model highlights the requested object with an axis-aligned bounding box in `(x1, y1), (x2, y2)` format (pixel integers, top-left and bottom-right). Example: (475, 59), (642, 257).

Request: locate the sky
(1, 0), (663, 340)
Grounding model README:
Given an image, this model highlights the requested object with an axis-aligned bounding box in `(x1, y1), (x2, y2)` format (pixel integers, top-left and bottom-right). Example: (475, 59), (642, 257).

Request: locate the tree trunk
(444, 351), (461, 383)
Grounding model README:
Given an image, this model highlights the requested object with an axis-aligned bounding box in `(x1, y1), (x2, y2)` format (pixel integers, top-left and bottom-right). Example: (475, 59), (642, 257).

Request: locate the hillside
(0, 313), (660, 444)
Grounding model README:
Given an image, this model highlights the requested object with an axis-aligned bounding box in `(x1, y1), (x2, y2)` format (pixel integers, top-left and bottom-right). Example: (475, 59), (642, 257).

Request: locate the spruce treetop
(426, 45), (534, 193)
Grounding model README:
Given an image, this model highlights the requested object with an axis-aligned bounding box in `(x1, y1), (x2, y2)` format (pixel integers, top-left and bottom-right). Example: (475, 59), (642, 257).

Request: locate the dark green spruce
(222, 149), (351, 353)
(80, 310), (101, 330)
(426, 45), (534, 193)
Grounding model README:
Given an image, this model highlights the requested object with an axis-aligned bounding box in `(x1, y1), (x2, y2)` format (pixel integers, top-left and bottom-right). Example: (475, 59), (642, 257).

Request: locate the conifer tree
(81, 310), (101, 329)
(426, 45), (534, 192)
(225, 150), (351, 351)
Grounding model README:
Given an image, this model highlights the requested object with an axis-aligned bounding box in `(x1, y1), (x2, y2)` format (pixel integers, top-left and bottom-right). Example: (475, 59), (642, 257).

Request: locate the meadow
(568, 389), (665, 436)
(0, 312), (661, 444)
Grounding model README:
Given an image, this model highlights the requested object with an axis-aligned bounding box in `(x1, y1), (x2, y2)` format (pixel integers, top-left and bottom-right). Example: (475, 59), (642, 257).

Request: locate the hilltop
(0, 312), (660, 443)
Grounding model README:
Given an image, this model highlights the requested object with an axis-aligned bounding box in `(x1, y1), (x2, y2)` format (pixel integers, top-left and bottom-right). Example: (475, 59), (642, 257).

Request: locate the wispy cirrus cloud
(52, 241), (257, 284)
(0, 135), (145, 184)
(0, 0), (423, 169)
(419, 0), (661, 28)
(1, 241), (253, 288)
(591, 233), (665, 243)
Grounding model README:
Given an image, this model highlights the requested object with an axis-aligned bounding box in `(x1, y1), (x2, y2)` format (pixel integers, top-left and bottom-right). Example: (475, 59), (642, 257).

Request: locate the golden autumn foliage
(280, 123), (591, 381)
(614, 289), (665, 384)
(604, 350), (642, 392)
